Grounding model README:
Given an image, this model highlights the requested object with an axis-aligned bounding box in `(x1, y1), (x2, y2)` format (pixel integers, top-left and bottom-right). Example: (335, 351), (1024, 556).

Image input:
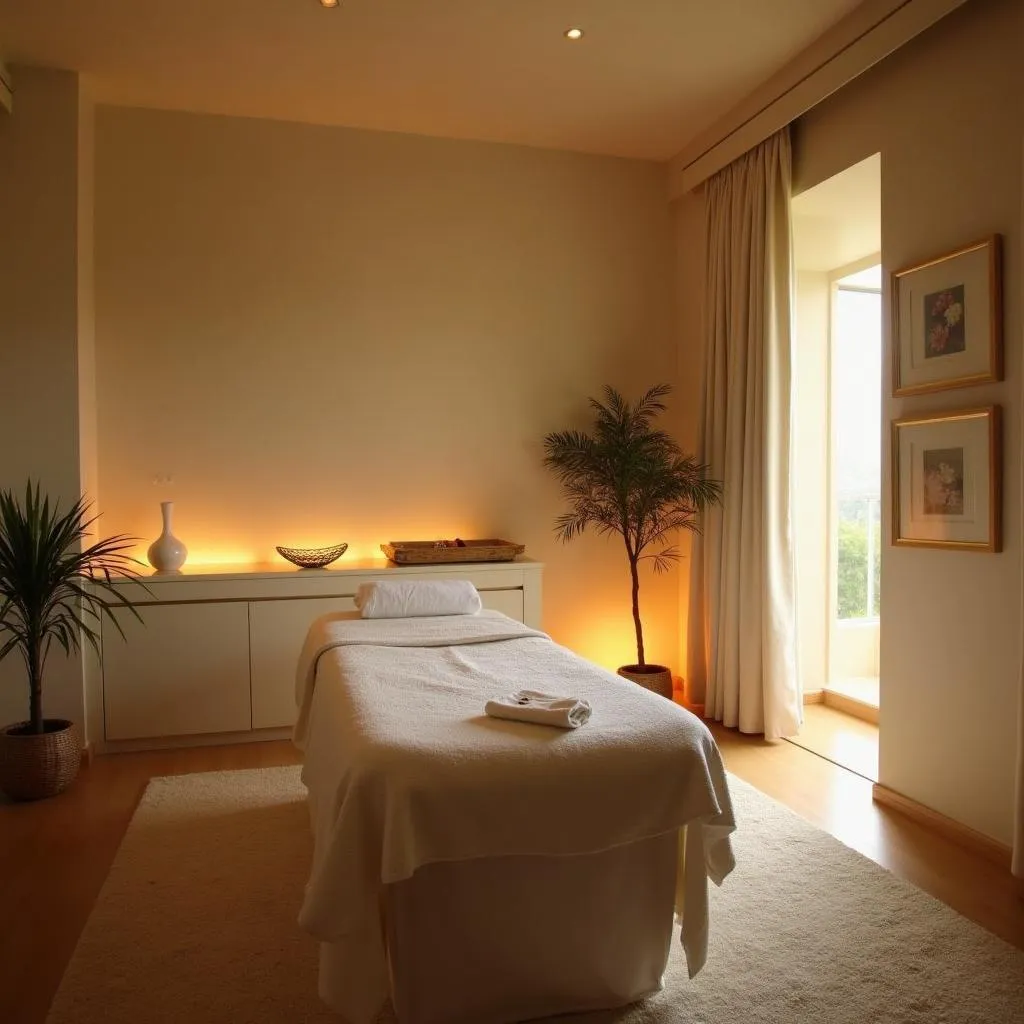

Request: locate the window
(832, 264), (881, 621)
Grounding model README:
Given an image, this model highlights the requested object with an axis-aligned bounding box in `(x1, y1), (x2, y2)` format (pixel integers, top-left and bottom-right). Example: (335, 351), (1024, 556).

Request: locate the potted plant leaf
(544, 384), (722, 698)
(0, 482), (144, 801)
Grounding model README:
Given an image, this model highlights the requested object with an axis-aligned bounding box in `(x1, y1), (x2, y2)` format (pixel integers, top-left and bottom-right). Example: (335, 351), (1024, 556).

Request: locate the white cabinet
(97, 559), (543, 750)
(250, 597), (357, 729)
(480, 589), (525, 622)
(102, 602), (252, 740)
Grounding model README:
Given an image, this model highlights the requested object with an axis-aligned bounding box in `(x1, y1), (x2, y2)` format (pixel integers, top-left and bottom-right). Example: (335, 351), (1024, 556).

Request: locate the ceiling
(0, 0), (864, 161)
(793, 154), (881, 272)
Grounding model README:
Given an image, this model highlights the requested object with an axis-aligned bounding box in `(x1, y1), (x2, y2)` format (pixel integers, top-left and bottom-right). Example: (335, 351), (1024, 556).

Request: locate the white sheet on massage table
(319, 833), (679, 1024)
(294, 611), (736, 1024)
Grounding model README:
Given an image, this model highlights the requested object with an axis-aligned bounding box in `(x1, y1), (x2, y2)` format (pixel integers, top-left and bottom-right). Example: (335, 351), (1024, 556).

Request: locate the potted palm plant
(0, 482), (144, 801)
(544, 384), (722, 698)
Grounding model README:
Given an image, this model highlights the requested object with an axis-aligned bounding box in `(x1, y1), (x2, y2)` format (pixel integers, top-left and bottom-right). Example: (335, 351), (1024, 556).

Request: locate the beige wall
(93, 107), (680, 671)
(0, 67), (90, 730)
(78, 86), (98, 513)
(793, 0), (1023, 843)
(673, 186), (707, 683)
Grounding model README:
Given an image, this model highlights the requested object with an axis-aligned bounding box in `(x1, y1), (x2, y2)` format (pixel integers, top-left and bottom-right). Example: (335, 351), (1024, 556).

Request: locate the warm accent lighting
(564, 27), (584, 40)
(320, 0), (339, 7)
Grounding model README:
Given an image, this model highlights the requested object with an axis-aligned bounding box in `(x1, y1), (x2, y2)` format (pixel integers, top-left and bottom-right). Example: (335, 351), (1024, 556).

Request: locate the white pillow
(355, 580), (482, 619)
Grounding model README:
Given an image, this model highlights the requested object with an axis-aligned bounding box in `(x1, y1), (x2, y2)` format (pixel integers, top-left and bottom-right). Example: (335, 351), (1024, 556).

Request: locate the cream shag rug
(46, 767), (1024, 1024)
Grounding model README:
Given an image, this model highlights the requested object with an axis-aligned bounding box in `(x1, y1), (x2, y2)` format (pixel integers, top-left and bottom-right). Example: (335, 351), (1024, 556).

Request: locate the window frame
(827, 253), (883, 637)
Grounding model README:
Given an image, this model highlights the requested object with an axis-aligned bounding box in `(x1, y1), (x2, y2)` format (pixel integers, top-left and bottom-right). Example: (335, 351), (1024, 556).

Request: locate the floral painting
(922, 447), (964, 515)
(923, 284), (966, 359)
(894, 237), (1001, 395)
(894, 405), (999, 550)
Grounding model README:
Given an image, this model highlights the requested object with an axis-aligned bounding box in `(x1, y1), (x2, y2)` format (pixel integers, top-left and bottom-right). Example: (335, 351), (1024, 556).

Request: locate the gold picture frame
(891, 406), (1001, 552)
(891, 235), (1002, 396)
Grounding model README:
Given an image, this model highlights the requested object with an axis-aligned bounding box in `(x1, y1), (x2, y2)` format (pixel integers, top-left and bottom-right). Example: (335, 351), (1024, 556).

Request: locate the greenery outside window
(832, 265), (882, 621)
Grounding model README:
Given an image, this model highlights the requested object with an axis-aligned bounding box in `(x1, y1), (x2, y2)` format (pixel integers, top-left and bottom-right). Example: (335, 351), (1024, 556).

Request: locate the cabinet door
(481, 589), (524, 621)
(103, 602), (252, 741)
(250, 597), (358, 729)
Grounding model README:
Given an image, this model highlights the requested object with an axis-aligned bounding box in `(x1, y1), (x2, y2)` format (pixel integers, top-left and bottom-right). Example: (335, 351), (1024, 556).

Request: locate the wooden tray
(381, 539), (526, 565)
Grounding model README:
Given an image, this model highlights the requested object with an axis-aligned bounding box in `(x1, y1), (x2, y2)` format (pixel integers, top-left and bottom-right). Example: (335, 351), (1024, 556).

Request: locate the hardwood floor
(784, 704), (879, 780)
(0, 742), (302, 1024)
(1, 729), (1021, 1024)
(711, 723), (1024, 952)
(825, 675), (881, 710)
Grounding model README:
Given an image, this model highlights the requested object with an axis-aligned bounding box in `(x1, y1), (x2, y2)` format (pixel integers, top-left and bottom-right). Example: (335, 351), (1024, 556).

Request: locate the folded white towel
(484, 689), (592, 729)
(355, 579), (482, 619)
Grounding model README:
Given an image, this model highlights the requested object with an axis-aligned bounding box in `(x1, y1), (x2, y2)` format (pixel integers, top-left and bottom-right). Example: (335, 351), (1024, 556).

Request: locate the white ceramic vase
(147, 501), (188, 573)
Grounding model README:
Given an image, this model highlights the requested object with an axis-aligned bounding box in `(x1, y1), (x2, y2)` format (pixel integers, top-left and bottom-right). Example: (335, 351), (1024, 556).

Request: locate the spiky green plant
(543, 384), (722, 668)
(0, 482), (145, 735)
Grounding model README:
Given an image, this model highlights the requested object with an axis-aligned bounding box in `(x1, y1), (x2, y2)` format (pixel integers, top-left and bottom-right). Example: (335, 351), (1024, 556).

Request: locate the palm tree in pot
(544, 384), (722, 698)
(0, 482), (144, 801)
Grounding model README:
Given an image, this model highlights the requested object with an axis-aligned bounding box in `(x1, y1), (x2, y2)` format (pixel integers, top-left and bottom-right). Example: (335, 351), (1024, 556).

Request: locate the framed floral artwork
(891, 235), (1002, 396)
(891, 406), (1001, 552)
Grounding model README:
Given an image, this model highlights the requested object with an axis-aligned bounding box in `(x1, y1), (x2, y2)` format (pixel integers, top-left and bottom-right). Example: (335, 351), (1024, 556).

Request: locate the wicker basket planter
(617, 664), (674, 700)
(0, 719), (80, 801)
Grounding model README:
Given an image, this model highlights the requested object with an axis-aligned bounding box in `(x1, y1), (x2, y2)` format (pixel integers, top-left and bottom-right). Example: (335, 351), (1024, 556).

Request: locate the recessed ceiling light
(320, 0), (339, 7)
(564, 27), (584, 41)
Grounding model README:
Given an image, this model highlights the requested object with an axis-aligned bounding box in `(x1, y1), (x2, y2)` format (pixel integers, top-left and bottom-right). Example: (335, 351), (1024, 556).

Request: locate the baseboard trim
(823, 689), (879, 724)
(96, 727), (293, 755)
(872, 783), (1012, 869)
(803, 689), (825, 704)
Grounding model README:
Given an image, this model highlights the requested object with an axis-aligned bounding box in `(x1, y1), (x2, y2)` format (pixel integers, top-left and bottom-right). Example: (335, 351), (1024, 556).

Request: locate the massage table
(293, 610), (736, 1024)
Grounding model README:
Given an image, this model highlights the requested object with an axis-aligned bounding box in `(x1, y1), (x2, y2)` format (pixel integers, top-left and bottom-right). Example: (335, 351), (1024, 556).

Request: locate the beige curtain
(686, 127), (801, 740)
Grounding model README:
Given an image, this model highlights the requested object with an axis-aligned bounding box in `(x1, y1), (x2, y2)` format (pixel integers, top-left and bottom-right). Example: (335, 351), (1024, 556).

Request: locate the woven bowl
(275, 542), (348, 569)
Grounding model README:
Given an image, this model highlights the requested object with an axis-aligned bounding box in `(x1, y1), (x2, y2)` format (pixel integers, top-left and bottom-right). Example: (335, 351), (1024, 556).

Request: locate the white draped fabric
(686, 128), (802, 740)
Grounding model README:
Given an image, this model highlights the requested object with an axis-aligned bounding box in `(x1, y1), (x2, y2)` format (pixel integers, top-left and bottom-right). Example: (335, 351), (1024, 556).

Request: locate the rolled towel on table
(355, 579), (482, 619)
(485, 689), (592, 729)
